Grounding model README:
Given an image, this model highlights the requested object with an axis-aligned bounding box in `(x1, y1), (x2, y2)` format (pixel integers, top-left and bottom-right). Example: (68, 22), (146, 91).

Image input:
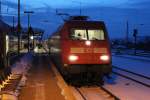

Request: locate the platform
(18, 55), (66, 100)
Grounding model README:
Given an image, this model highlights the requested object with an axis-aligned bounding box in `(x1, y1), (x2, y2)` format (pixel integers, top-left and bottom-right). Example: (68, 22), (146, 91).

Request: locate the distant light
(30, 36), (34, 40)
(85, 40), (91, 46)
(34, 47), (38, 52)
(6, 35), (9, 40)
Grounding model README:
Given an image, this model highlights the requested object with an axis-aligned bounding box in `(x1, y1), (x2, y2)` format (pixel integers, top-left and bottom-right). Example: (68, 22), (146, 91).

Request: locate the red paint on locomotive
(60, 21), (111, 65)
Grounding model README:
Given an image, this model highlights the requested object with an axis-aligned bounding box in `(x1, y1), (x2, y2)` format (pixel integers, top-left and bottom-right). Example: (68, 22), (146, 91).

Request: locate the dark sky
(1, 0), (150, 39)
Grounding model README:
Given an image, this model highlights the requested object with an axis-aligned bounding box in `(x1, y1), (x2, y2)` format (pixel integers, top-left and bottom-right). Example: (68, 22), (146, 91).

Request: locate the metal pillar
(17, 0), (21, 55)
(28, 14), (30, 52)
(12, 16), (15, 32)
(0, 0), (1, 19)
(126, 21), (129, 46)
(24, 11), (34, 52)
(133, 29), (138, 55)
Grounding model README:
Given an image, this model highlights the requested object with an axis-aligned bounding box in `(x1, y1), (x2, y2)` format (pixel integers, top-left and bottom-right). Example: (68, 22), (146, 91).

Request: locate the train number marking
(70, 48), (84, 53)
(70, 48), (107, 53)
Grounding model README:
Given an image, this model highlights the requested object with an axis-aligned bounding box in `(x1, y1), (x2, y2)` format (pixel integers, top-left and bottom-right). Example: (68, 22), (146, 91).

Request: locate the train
(49, 16), (112, 85)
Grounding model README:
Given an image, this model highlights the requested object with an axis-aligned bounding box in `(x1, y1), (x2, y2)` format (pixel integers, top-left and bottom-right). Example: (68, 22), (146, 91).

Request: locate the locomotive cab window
(70, 29), (105, 40)
(88, 30), (105, 40)
(70, 29), (87, 40)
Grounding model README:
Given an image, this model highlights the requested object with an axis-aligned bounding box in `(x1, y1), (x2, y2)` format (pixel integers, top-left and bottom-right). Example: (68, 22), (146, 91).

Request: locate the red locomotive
(49, 16), (112, 85)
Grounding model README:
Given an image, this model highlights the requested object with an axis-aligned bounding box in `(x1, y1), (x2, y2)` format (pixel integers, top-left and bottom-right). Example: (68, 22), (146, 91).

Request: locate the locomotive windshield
(70, 29), (105, 40)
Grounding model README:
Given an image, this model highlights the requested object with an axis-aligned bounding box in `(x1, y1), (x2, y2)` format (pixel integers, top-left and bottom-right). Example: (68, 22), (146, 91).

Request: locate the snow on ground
(11, 53), (33, 75)
(112, 55), (150, 77)
(112, 49), (150, 58)
(104, 74), (150, 100)
(112, 53), (150, 62)
(109, 53), (150, 100)
(113, 68), (150, 86)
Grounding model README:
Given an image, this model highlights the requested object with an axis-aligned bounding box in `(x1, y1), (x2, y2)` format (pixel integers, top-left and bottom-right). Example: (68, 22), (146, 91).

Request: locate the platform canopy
(12, 25), (44, 37)
(0, 19), (11, 33)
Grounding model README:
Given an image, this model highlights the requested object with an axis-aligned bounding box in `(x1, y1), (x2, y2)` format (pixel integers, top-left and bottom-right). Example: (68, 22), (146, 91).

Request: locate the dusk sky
(2, 0), (150, 9)
(1, 0), (150, 39)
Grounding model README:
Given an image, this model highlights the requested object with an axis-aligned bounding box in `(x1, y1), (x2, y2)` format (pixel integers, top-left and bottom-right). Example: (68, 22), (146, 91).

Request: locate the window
(88, 30), (105, 40)
(70, 29), (87, 40)
(70, 29), (105, 40)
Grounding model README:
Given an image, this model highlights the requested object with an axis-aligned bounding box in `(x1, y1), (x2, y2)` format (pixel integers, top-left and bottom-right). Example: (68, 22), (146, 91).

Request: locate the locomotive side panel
(49, 27), (70, 75)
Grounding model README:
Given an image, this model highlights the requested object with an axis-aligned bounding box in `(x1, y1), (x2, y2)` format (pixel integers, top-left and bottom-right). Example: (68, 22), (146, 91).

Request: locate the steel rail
(113, 66), (150, 80)
(75, 88), (87, 100)
(99, 86), (120, 100)
(113, 71), (150, 88)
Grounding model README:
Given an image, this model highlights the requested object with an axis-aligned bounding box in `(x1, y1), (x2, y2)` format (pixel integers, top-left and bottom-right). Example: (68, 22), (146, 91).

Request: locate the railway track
(74, 86), (120, 100)
(113, 66), (150, 80)
(75, 88), (87, 100)
(113, 66), (150, 88)
(99, 86), (120, 100)
(113, 55), (150, 62)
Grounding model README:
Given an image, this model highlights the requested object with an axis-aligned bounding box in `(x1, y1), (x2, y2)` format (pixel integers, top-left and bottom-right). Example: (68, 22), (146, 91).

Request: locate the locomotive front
(61, 20), (112, 80)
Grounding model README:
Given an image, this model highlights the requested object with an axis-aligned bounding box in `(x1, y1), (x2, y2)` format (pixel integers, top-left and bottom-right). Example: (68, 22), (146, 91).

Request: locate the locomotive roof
(66, 20), (104, 23)
(64, 20), (105, 27)
(65, 16), (104, 24)
(68, 16), (89, 21)
(50, 18), (106, 38)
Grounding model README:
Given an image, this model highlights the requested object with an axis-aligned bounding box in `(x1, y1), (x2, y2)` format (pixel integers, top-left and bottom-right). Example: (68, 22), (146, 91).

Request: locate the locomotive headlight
(85, 40), (91, 46)
(100, 55), (109, 61)
(69, 55), (78, 62)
